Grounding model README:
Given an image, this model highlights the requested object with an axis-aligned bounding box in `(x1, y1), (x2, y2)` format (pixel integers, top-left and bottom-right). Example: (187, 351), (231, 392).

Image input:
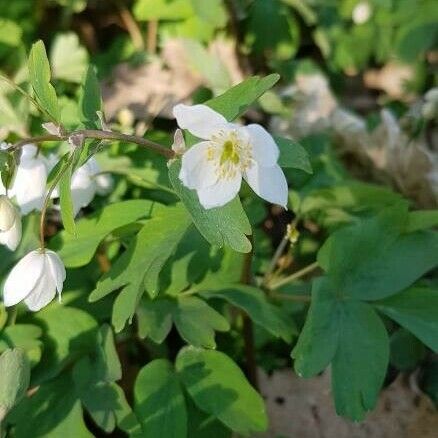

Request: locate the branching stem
(269, 261), (319, 290)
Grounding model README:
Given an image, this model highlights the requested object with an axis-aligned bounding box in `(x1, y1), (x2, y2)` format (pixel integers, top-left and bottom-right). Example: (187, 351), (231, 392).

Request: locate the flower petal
(24, 267), (57, 312)
(173, 104), (228, 139)
(196, 173), (242, 209)
(245, 124), (279, 167)
(70, 166), (97, 216)
(3, 251), (45, 307)
(0, 216), (22, 251)
(10, 158), (47, 214)
(180, 141), (218, 190)
(244, 163), (288, 208)
(45, 250), (66, 295)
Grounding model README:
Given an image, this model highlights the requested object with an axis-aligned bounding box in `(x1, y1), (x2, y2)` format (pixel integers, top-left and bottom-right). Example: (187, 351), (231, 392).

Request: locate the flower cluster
(0, 142), (112, 312)
(2, 104), (286, 313)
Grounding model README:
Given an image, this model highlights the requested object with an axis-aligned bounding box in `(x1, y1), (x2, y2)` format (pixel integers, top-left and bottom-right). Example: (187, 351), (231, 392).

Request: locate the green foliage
(0, 349), (30, 416)
(0, 1), (437, 434)
(176, 347), (268, 435)
(137, 295), (229, 348)
(52, 200), (153, 267)
(89, 204), (192, 331)
(134, 359), (187, 437)
(28, 40), (60, 122)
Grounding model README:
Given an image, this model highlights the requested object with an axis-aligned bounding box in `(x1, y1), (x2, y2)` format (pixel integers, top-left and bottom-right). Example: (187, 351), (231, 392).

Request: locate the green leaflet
(89, 204), (192, 332)
(176, 347), (267, 436)
(0, 324), (43, 367)
(0, 349), (30, 415)
(318, 204), (438, 300)
(31, 306), (98, 384)
(28, 40), (60, 122)
(51, 200), (154, 267)
(168, 160), (252, 253)
(292, 276), (389, 421)
(137, 296), (229, 348)
(79, 65), (102, 128)
(375, 286), (438, 352)
(134, 359), (187, 438)
(205, 74), (280, 121)
(72, 325), (140, 435)
(200, 285), (295, 342)
(9, 372), (92, 438)
(51, 33), (88, 84)
(276, 136), (312, 173)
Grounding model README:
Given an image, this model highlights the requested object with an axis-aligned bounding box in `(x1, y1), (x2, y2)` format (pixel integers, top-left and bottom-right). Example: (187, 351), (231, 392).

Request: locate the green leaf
(134, 359), (187, 438)
(59, 155), (76, 235)
(0, 324), (42, 366)
(28, 40), (60, 121)
(51, 33), (89, 84)
(331, 300), (389, 421)
(51, 200), (154, 267)
(406, 210), (438, 232)
(137, 298), (174, 343)
(137, 296), (229, 348)
(89, 204), (191, 332)
(292, 277), (390, 421)
(389, 328), (426, 371)
(201, 285), (295, 342)
(31, 306), (98, 383)
(206, 74), (280, 121)
(173, 296), (230, 348)
(79, 65), (102, 128)
(9, 372), (92, 438)
(276, 136), (312, 173)
(375, 286), (438, 352)
(292, 277), (340, 377)
(94, 324), (121, 382)
(318, 205), (438, 300)
(169, 160), (252, 253)
(186, 398), (232, 438)
(134, 0), (193, 20)
(0, 349), (30, 414)
(176, 347), (267, 435)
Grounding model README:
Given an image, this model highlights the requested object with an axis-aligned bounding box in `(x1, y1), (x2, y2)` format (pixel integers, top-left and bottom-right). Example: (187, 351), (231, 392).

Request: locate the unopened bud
(0, 196), (16, 231)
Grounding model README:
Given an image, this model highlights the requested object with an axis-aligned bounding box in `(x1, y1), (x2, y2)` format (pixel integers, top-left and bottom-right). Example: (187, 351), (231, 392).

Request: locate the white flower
(0, 196), (21, 251)
(0, 195), (16, 231)
(52, 157), (113, 216)
(173, 104), (288, 209)
(352, 1), (372, 25)
(3, 249), (66, 311)
(9, 144), (48, 215)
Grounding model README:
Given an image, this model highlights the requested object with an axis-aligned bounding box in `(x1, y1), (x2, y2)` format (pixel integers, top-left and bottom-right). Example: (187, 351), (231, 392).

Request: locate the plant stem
(240, 238), (259, 389)
(39, 154), (74, 249)
(263, 235), (289, 286)
(269, 261), (319, 290)
(9, 129), (175, 159)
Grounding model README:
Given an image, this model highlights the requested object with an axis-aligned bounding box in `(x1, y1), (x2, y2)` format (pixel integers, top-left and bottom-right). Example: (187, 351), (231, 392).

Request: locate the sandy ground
(255, 369), (438, 438)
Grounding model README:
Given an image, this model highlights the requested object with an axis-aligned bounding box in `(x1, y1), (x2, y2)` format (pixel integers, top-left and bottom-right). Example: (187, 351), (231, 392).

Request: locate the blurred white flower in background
(352, 1), (372, 25)
(174, 104), (288, 209)
(3, 249), (65, 311)
(8, 144), (48, 215)
(0, 195), (21, 251)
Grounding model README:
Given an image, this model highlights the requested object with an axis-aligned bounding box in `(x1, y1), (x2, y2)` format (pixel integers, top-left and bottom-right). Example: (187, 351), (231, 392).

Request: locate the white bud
(0, 196), (16, 231)
(3, 249), (66, 311)
(0, 207), (21, 251)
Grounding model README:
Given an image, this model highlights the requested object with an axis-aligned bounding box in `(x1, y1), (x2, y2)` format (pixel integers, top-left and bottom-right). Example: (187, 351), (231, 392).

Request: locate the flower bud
(3, 249), (66, 311)
(0, 196), (17, 231)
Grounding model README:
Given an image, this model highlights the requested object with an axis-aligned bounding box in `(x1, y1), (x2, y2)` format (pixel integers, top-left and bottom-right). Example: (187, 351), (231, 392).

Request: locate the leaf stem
(269, 261), (319, 290)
